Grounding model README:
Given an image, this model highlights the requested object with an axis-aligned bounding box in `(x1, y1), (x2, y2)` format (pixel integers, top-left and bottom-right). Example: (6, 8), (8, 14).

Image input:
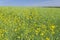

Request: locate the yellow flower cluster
(0, 7), (60, 40)
(35, 28), (40, 35)
(50, 25), (56, 35)
(46, 37), (50, 40)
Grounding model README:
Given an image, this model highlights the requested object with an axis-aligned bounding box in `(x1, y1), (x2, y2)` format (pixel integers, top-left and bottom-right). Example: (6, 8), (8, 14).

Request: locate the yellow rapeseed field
(0, 7), (60, 40)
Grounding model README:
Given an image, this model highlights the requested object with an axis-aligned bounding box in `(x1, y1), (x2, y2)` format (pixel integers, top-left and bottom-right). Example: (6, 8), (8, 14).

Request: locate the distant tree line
(42, 6), (60, 8)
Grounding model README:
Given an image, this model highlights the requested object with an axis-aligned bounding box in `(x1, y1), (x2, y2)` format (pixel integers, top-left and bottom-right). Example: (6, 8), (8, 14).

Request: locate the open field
(0, 7), (60, 40)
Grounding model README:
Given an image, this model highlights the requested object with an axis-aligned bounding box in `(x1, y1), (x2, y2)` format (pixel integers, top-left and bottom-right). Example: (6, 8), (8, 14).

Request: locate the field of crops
(0, 7), (60, 40)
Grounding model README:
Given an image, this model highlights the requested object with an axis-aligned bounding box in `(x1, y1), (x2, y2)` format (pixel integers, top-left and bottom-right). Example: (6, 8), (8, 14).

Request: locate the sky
(0, 0), (60, 6)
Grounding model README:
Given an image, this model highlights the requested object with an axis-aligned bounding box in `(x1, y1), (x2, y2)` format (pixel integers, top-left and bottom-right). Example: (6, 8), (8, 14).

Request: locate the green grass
(0, 7), (60, 40)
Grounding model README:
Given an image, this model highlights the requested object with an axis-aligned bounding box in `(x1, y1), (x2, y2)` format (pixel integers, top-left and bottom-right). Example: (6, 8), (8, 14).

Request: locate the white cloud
(0, 0), (60, 6)
(39, 0), (60, 6)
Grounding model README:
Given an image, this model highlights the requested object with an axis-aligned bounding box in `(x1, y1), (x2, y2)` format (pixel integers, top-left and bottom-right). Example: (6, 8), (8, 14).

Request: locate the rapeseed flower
(46, 37), (50, 40)
(50, 25), (55, 31)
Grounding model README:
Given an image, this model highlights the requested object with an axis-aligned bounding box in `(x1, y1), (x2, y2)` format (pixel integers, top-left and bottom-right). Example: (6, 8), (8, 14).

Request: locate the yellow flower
(46, 37), (50, 40)
(1, 34), (4, 37)
(40, 32), (44, 36)
(50, 25), (55, 31)
(0, 29), (5, 33)
(51, 31), (55, 35)
(17, 36), (20, 39)
(31, 35), (34, 38)
(35, 28), (40, 35)
(51, 25), (55, 29)
(28, 38), (30, 40)
(35, 29), (38, 35)
(5, 38), (8, 40)
(14, 29), (17, 32)
(36, 32), (38, 35)
(41, 24), (46, 29)
(29, 16), (32, 19)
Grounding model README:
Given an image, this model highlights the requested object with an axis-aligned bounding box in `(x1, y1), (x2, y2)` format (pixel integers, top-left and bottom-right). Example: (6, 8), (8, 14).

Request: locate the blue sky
(0, 0), (60, 6)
